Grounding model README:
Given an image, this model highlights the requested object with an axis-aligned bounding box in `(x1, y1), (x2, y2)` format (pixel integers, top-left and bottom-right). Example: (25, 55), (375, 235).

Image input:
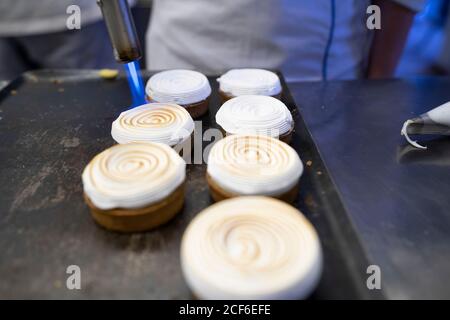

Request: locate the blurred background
(397, 0), (450, 76)
(1, 0), (450, 83)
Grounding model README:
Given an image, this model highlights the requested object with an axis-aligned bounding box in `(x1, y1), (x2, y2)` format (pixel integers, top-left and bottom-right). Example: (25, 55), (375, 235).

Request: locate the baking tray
(0, 70), (383, 299)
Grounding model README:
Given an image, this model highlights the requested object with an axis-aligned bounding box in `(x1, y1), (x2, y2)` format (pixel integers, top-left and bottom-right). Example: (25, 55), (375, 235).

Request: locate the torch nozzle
(97, 0), (142, 63)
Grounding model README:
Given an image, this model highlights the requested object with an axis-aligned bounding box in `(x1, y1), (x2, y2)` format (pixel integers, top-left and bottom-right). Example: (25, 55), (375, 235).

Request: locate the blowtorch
(97, 0), (146, 106)
(97, 0), (142, 63)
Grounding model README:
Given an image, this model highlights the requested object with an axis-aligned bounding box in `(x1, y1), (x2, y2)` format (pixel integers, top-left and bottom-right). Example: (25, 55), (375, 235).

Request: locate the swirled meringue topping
(181, 196), (322, 300)
(217, 69), (282, 97)
(82, 143), (186, 210)
(207, 135), (303, 196)
(146, 70), (211, 105)
(216, 95), (293, 137)
(111, 103), (194, 146)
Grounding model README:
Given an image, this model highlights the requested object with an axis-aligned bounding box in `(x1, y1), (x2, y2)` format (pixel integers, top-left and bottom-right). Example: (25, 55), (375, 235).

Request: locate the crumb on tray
(99, 69), (119, 80)
(28, 74), (39, 82)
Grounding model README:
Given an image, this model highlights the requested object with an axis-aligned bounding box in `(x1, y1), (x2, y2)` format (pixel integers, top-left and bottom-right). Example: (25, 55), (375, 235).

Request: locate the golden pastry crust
(220, 123), (295, 144)
(146, 95), (209, 119)
(218, 89), (282, 103)
(206, 173), (298, 204)
(84, 182), (185, 233)
(182, 98), (210, 119)
(279, 124), (294, 144)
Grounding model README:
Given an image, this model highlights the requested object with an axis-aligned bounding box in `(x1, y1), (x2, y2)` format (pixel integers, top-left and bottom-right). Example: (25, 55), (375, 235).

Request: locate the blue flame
(124, 60), (146, 107)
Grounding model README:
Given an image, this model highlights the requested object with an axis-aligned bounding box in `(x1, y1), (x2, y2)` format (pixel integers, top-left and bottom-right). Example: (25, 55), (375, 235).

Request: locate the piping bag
(401, 101), (450, 149)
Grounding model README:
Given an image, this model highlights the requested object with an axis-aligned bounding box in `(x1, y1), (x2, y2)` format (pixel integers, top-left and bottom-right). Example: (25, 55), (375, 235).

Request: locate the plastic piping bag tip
(401, 120), (427, 150)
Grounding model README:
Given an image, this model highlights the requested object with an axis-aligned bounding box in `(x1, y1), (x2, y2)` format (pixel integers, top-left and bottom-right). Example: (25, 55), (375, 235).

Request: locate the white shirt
(147, 0), (425, 81)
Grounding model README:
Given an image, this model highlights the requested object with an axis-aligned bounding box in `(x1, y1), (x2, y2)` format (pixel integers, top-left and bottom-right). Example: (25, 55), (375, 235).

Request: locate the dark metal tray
(0, 70), (382, 299)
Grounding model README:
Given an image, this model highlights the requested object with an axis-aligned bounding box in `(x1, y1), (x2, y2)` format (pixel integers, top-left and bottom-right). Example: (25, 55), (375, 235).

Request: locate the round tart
(216, 95), (294, 143)
(217, 69), (282, 102)
(111, 103), (194, 148)
(82, 143), (186, 232)
(145, 69), (211, 118)
(181, 196), (322, 300)
(206, 134), (303, 203)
